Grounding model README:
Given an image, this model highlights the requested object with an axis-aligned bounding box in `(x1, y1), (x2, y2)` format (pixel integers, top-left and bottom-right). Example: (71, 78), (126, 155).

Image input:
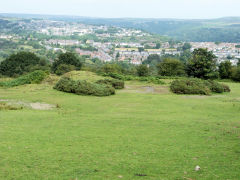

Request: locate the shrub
(203, 80), (224, 93)
(170, 79), (230, 95)
(222, 84), (231, 92)
(54, 77), (115, 96)
(96, 79), (125, 89)
(53, 77), (76, 93)
(0, 70), (47, 87)
(170, 79), (211, 95)
(74, 80), (115, 96)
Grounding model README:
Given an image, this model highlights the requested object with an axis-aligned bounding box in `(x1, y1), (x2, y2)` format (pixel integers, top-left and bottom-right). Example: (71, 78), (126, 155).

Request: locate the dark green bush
(0, 70), (47, 87)
(170, 79), (211, 95)
(54, 77), (115, 96)
(96, 79), (125, 89)
(170, 79), (230, 95)
(53, 77), (76, 93)
(203, 80), (224, 93)
(74, 80), (115, 96)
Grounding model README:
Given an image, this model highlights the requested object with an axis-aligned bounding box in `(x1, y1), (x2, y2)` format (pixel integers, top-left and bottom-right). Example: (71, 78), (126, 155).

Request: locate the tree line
(0, 49), (240, 82)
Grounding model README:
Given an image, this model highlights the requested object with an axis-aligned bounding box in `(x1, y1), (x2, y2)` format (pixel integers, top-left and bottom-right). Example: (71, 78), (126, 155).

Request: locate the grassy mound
(0, 70), (48, 87)
(54, 77), (115, 96)
(170, 79), (230, 95)
(64, 71), (106, 82)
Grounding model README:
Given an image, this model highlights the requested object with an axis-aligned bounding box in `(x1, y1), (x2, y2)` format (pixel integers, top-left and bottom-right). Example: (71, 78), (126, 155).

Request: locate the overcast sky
(0, 0), (240, 19)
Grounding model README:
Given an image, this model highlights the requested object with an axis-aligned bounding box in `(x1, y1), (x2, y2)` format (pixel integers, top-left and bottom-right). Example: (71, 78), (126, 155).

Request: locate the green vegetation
(54, 77), (115, 96)
(52, 52), (83, 74)
(157, 58), (185, 76)
(0, 51), (44, 77)
(0, 70), (47, 87)
(170, 79), (230, 95)
(0, 71), (240, 179)
(96, 79), (125, 89)
(187, 48), (218, 79)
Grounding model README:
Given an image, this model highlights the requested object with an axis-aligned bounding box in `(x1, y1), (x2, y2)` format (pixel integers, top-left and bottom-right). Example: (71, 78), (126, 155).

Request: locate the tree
(186, 48), (218, 79)
(52, 52), (82, 74)
(101, 64), (122, 74)
(0, 51), (41, 77)
(136, 64), (149, 77)
(143, 54), (161, 65)
(157, 58), (186, 76)
(231, 66), (240, 81)
(138, 47), (145, 52)
(219, 61), (232, 79)
(182, 43), (192, 51)
(155, 43), (161, 49)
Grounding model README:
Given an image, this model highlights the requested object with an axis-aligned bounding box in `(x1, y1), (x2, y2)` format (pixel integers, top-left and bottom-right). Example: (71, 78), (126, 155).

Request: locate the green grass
(0, 72), (240, 179)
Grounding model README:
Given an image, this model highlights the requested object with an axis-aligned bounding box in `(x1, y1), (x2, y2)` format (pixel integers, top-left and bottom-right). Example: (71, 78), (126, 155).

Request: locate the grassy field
(0, 71), (240, 179)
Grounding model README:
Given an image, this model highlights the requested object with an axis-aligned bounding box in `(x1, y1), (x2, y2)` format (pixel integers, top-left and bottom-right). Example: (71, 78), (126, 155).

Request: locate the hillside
(1, 14), (240, 42)
(0, 71), (240, 179)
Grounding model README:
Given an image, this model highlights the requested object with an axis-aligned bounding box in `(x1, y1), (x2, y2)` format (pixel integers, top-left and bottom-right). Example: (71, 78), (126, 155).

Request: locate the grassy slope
(0, 72), (240, 179)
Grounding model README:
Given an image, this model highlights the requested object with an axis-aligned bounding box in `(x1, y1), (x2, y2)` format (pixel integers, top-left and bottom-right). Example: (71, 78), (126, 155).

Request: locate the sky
(0, 0), (240, 19)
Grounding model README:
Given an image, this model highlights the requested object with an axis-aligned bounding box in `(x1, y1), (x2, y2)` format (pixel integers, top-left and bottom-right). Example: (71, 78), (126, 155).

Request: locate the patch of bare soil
(29, 103), (55, 110)
(123, 85), (169, 94)
(0, 99), (56, 110)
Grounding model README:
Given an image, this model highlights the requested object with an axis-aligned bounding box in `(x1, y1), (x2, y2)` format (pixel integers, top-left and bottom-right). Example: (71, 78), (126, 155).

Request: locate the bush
(170, 79), (230, 95)
(0, 70), (47, 87)
(54, 77), (115, 96)
(222, 84), (231, 92)
(96, 79), (125, 89)
(170, 79), (211, 95)
(74, 80), (115, 96)
(203, 80), (224, 93)
(53, 77), (76, 93)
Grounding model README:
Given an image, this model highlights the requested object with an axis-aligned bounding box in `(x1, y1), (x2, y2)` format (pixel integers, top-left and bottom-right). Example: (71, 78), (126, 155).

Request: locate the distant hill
(1, 13), (240, 42)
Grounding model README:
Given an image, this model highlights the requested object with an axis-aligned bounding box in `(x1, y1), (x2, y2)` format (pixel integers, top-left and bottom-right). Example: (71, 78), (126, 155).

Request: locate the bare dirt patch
(0, 99), (56, 110)
(122, 85), (169, 94)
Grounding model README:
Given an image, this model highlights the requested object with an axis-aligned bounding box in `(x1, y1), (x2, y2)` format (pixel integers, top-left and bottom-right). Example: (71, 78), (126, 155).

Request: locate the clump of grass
(0, 70), (48, 88)
(0, 103), (23, 110)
